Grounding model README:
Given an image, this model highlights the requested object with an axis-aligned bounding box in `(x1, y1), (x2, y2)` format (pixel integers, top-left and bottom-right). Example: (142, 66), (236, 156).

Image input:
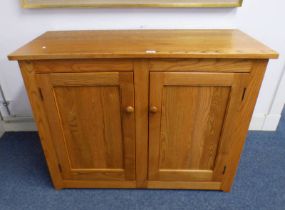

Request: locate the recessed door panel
(54, 86), (124, 170)
(160, 86), (230, 170)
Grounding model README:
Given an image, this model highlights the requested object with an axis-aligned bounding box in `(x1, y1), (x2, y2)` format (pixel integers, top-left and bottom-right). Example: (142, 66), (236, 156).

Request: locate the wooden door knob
(150, 106), (158, 113)
(125, 106), (134, 113)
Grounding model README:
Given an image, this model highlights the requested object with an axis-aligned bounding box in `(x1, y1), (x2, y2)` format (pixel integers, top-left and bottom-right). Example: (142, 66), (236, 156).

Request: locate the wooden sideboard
(8, 30), (278, 192)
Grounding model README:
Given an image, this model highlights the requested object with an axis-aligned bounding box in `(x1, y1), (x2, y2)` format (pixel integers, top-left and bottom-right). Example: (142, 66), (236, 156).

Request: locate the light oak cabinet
(8, 30), (278, 192)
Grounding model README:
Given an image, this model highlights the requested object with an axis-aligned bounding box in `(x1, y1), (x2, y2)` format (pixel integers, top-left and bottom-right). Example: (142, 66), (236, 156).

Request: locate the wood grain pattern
(62, 180), (137, 188)
(163, 72), (235, 85)
(62, 180), (221, 190)
(54, 86), (124, 170)
(119, 73), (136, 180)
(12, 30), (277, 191)
(219, 60), (269, 192)
(50, 72), (120, 86)
(32, 59), (133, 73)
(147, 181), (222, 190)
(33, 59), (253, 74)
(134, 60), (149, 188)
(148, 72), (249, 183)
(8, 30), (278, 60)
(36, 72), (136, 181)
(212, 73), (250, 185)
(63, 180), (221, 190)
(19, 61), (63, 189)
(159, 86), (229, 170)
(158, 170), (213, 181)
(21, 0), (243, 9)
(149, 59), (253, 72)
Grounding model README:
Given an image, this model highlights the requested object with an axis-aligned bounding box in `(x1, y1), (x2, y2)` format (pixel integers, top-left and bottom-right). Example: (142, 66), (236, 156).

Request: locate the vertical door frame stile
(18, 61), (63, 190)
(118, 72), (136, 180)
(134, 59), (149, 188)
(36, 73), (72, 180)
(148, 72), (164, 180)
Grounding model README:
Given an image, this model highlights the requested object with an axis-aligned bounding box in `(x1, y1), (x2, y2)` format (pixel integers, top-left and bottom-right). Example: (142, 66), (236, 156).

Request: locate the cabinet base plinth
(59, 180), (222, 191)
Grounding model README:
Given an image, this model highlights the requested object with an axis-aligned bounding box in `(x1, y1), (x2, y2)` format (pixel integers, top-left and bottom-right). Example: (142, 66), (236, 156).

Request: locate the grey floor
(0, 108), (285, 210)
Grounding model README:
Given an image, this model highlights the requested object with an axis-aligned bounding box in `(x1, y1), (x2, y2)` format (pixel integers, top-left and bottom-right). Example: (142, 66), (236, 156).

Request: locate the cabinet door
(36, 72), (135, 181)
(149, 72), (249, 182)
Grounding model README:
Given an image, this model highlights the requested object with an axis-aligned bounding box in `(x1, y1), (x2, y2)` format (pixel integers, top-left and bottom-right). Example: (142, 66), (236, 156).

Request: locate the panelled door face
(149, 72), (249, 182)
(36, 72), (135, 181)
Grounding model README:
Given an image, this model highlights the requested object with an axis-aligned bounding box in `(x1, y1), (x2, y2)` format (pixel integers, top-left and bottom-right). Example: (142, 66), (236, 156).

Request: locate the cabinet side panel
(18, 61), (63, 189)
(221, 60), (269, 192)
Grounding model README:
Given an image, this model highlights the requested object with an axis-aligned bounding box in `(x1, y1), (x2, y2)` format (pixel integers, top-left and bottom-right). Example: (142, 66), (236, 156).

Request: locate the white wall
(0, 0), (284, 130)
(0, 121), (4, 137)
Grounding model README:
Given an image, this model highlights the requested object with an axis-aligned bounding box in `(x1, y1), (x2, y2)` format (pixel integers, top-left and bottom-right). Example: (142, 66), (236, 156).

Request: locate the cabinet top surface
(8, 29), (278, 60)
